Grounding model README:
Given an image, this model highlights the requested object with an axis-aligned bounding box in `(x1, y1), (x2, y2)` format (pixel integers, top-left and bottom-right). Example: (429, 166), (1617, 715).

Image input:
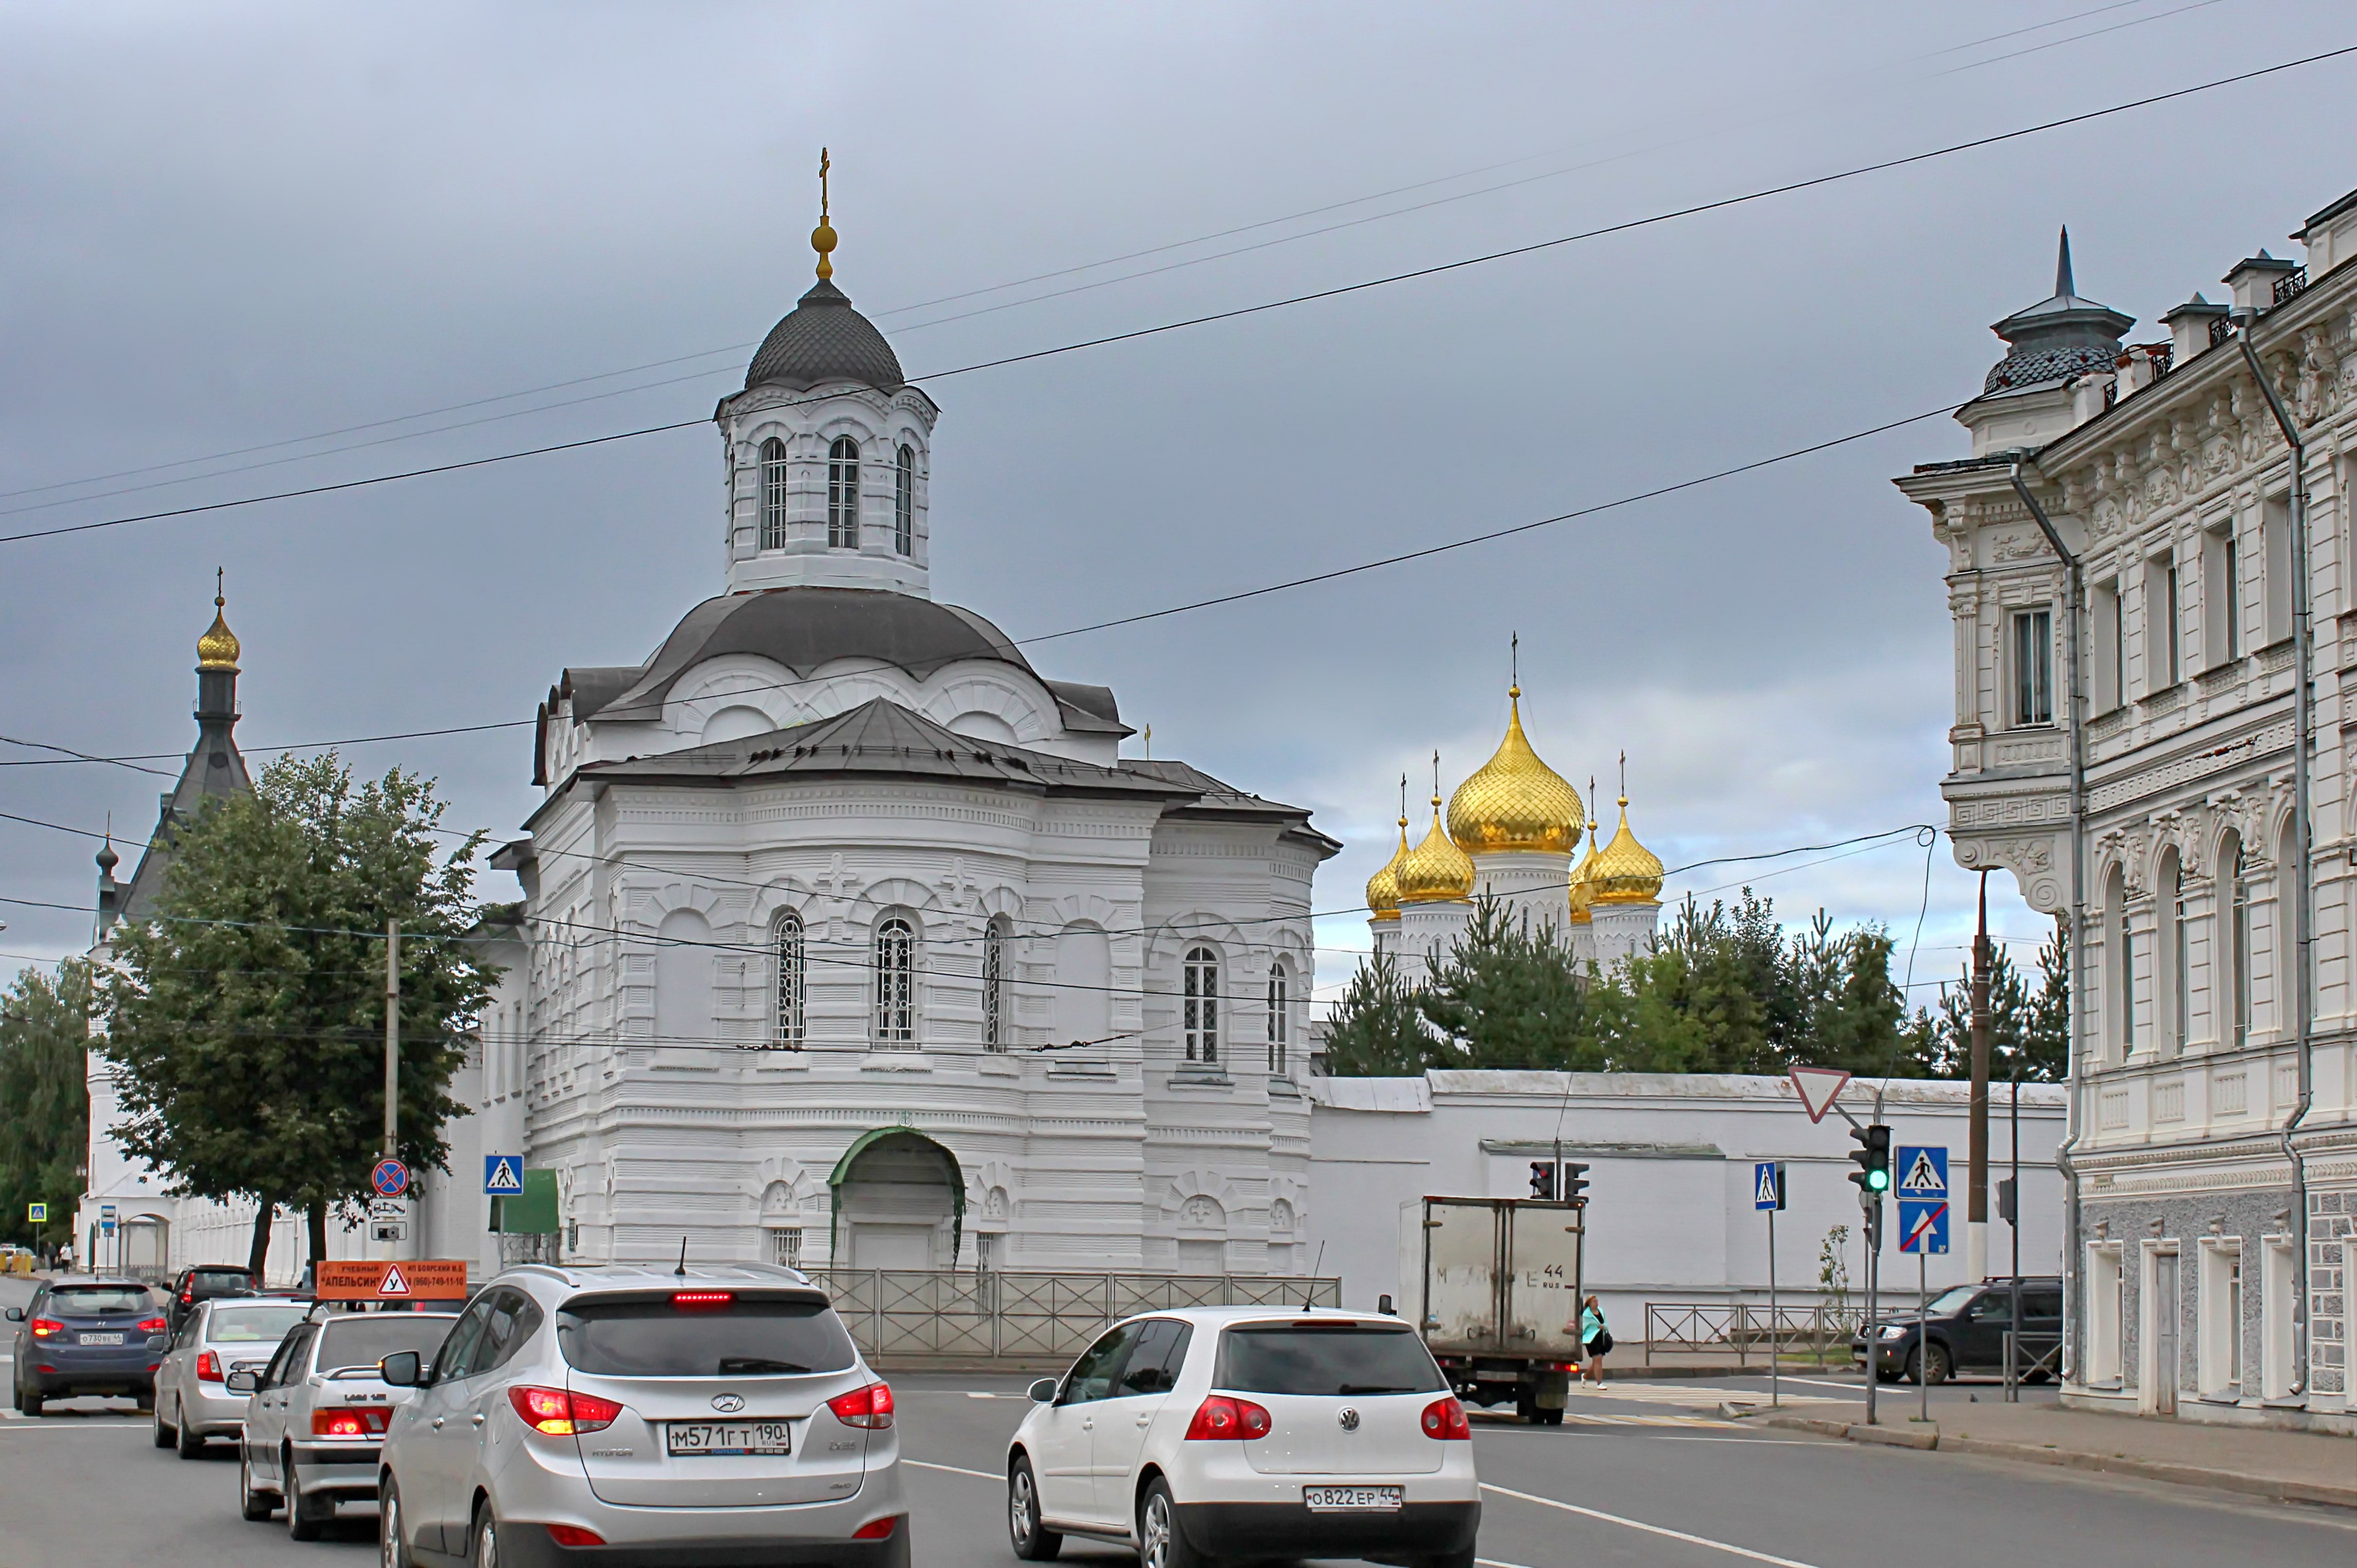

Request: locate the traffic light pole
(1863, 1195), (1880, 1427)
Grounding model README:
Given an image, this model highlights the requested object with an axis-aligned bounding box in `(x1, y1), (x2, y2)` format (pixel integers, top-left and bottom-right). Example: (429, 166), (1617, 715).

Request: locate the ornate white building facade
(1898, 194), (2357, 1431)
(488, 216), (1336, 1278)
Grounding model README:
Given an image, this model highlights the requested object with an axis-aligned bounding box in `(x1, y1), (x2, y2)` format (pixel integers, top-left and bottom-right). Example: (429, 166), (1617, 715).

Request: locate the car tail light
(507, 1386), (622, 1436)
(181, 1288), (195, 1304)
(545, 1524), (606, 1547)
(1419, 1396), (1472, 1440)
(137, 1317), (168, 1334)
(827, 1381), (894, 1430)
(1184, 1395), (1273, 1440)
(852, 1517), (902, 1541)
(29, 1318), (62, 1339)
(197, 1351), (223, 1383)
(312, 1407), (390, 1437)
(670, 1291), (733, 1310)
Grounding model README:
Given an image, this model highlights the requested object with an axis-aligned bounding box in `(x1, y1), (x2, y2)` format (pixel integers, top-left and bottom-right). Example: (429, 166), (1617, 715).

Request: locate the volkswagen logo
(1337, 1407), (1360, 1432)
(710, 1393), (746, 1413)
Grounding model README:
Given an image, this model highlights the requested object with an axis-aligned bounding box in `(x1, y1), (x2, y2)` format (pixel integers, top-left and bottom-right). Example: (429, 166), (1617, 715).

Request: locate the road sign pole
(383, 919), (400, 1262)
(1863, 1196), (1879, 1426)
(1919, 1250), (1931, 1425)
(1768, 1201), (1779, 1409)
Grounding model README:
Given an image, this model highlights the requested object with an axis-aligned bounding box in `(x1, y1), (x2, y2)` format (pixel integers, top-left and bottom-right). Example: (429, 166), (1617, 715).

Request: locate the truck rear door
(1415, 1199), (1500, 1352)
(1504, 1204), (1584, 1358)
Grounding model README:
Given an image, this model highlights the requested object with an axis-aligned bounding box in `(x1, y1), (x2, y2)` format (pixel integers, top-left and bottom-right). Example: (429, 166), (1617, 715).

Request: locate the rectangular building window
(2198, 1240), (2242, 1399)
(2091, 580), (2123, 711)
(2260, 1237), (2297, 1400)
(2011, 607), (2053, 726)
(2204, 524), (2239, 666)
(2263, 493), (2293, 645)
(770, 1228), (803, 1269)
(2086, 1245), (2124, 1384)
(2144, 555), (2179, 689)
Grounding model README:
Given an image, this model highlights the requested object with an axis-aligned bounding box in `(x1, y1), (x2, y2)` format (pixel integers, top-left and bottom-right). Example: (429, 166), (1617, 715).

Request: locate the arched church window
(759, 437), (789, 550)
(894, 444), (915, 557)
(828, 436), (860, 549)
(983, 914), (1010, 1052)
(1184, 946), (1219, 1064)
(773, 909), (805, 1049)
(874, 915), (915, 1045)
(1266, 962), (1289, 1074)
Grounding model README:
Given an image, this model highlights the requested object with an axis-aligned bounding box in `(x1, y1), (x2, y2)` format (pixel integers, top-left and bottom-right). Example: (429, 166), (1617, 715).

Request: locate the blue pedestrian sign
(1753, 1161), (1786, 1211)
(1895, 1144), (1949, 1255)
(370, 1158), (411, 1199)
(483, 1156), (524, 1196)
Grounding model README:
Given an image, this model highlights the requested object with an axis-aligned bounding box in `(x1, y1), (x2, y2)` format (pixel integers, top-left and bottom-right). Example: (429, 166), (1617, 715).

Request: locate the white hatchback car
(1006, 1308), (1479, 1568)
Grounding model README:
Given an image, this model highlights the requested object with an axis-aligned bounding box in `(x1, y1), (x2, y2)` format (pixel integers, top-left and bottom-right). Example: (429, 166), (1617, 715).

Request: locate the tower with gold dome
(1448, 683), (1583, 933)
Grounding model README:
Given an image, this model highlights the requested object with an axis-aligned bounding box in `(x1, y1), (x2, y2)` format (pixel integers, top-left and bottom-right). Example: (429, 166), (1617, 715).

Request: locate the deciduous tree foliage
(0, 961), (93, 1252)
(97, 755), (496, 1276)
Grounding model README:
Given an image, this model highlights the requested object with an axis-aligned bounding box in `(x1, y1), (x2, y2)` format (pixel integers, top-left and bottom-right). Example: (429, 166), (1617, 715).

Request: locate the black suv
(1852, 1277), (2061, 1384)
(163, 1265), (259, 1335)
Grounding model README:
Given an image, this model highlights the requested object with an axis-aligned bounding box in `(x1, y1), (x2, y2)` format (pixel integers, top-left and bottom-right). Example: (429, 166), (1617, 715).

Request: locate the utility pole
(382, 919), (400, 1261)
(1967, 872), (1991, 1283)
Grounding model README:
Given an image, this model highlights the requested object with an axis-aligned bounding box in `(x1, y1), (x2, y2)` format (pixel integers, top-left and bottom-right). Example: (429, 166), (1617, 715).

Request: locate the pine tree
(1416, 898), (1602, 1070)
(1320, 949), (1432, 1076)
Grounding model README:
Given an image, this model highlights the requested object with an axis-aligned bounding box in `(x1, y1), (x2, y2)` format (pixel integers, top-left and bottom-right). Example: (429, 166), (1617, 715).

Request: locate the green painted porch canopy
(826, 1127), (964, 1266)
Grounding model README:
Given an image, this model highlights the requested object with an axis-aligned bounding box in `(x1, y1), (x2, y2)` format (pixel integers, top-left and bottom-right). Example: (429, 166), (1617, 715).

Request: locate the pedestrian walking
(1579, 1295), (1612, 1385)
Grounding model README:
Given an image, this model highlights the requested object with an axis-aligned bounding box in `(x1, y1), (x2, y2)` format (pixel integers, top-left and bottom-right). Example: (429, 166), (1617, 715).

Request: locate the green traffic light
(1867, 1169), (1890, 1191)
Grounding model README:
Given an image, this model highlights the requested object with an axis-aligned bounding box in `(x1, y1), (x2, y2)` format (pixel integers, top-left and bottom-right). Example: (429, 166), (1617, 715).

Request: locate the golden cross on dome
(812, 147), (838, 280)
(1430, 749), (1443, 810)
(1618, 749), (1627, 805)
(1510, 631), (1519, 696)
(1398, 772), (1408, 826)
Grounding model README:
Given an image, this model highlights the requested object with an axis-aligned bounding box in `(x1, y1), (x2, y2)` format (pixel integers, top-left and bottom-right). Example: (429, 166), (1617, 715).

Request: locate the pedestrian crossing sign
(26, 1203), (46, 1223)
(1753, 1162), (1785, 1211)
(1897, 1145), (1948, 1196)
(484, 1155), (524, 1196)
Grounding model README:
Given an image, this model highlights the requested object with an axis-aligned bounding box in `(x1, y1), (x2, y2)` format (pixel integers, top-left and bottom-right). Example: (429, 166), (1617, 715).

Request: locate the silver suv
(376, 1262), (906, 1567)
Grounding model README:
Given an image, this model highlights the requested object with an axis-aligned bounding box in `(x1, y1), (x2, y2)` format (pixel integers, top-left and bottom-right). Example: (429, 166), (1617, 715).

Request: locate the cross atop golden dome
(1567, 786), (1600, 924)
(1397, 753), (1476, 904)
(1588, 760), (1663, 905)
(811, 147), (838, 281)
(1447, 679), (1583, 855)
(196, 570), (240, 672)
(1365, 775), (1410, 922)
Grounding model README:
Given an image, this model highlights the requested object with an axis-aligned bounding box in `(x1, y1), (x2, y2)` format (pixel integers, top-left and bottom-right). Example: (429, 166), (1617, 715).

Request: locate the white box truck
(1398, 1195), (1585, 1423)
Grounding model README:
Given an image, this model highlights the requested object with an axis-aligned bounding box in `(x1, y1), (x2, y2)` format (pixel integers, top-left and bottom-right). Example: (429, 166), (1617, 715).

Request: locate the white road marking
(904, 1458), (1001, 1480)
(1751, 1374), (1864, 1393)
(1481, 1482), (1826, 1568)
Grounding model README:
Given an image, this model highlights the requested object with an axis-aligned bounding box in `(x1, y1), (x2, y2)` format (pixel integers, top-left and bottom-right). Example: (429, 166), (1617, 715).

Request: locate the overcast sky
(5, 2), (2353, 1011)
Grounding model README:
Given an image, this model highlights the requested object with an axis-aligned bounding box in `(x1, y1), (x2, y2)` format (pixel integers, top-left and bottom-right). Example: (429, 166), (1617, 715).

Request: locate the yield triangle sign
(1788, 1065), (1852, 1123)
(378, 1263), (411, 1297)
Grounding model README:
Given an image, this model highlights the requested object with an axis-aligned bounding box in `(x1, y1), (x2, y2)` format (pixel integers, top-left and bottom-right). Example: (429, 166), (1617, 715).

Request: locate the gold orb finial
(196, 567), (240, 671)
(811, 147), (838, 280)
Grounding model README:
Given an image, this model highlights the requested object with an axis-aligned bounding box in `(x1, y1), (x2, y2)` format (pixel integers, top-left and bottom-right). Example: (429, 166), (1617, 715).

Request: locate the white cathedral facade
(482, 218), (1336, 1277)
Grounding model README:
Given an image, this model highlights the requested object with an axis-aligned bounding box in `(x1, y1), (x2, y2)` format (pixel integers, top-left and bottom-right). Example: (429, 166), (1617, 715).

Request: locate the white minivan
(1006, 1308), (1479, 1568)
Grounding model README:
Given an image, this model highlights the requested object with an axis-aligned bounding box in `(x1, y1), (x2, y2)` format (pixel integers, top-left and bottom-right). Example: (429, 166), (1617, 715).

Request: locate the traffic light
(1528, 1160), (1557, 1200)
(1997, 1177), (2018, 1225)
(1559, 1161), (1590, 1206)
(1848, 1123), (1892, 1200)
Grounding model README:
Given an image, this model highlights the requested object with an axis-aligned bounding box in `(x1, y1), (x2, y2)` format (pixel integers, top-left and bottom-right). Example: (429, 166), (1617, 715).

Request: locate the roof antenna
(675, 1236), (689, 1278)
(1305, 1242), (1326, 1309)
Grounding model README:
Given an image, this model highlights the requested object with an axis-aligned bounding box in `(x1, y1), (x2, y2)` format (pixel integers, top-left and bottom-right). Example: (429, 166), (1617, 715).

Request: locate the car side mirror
(224, 1369), (261, 1393)
(380, 1351), (423, 1387)
(3, 1308), (22, 1321)
(1027, 1378), (1059, 1404)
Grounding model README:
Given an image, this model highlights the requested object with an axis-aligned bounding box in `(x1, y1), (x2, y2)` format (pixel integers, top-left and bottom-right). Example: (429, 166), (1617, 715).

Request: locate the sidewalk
(1756, 1399), (2357, 1509)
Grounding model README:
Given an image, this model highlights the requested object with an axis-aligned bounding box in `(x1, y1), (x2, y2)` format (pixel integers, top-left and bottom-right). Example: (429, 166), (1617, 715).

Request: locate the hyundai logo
(1337, 1407), (1360, 1432)
(711, 1393), (746, 1413)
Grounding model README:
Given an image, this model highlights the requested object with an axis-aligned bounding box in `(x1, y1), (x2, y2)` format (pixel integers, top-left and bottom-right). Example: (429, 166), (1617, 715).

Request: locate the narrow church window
(828, 436), (861, 548)
(983, 915), (1010, 1052)
(773, 909), (805, 1049)
(759, 437), (789, 550)
(875, 916), (915, 1044)
(1266, 963), (1289, 1073)
(1184, 947), (1219, 1064)
(895, 444), (915, 556)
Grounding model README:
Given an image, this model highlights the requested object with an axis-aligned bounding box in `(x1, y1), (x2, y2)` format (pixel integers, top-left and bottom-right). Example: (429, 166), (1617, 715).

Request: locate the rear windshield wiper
(715, 1357), (813, 1375)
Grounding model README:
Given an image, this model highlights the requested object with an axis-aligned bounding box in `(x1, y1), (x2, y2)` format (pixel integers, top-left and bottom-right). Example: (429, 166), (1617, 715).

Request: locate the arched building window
(759, 437), (789, 550)
(1266, 962), (1289, 1074)
(773, 909), (805, 1049)
(894, 444), (915, 556)
(828, 436), (860, 549)
(2103, 863), (2131, 1061)
(983, 915), (1010, 1052)
(2157, 848), (2184, 1057)
(874, 915), (915, 1045)
(1184, 946), (1219, 1064)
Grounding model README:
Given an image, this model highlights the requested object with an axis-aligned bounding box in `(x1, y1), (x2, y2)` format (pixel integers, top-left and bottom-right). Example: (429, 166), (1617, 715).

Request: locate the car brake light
(827, 1381), (894, 1430)
(29, 1318), (62, 1338)
(545, 1524), (606, 1547)
(180, 1288), (195, 1304)
(507, 1386), (622, 1436)
(670, 1291), (733, 1310)
(1184, 1395), (1273, 1440)
(311, 1407), (390, 1437)
(1419, 1396), (1472, 1440)
(137, 1317), (167, 1334)
(852, 1517), (902, 1541)
(197, 1351), (223, 1383)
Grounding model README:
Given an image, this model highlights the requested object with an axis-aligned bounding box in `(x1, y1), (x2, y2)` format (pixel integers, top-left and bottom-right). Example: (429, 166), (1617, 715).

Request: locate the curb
(1754, 1414), (2357, 1510)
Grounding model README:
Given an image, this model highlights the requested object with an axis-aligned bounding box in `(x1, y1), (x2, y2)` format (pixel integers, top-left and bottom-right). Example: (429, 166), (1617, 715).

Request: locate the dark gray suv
(1853, 1276), (2063, 1384)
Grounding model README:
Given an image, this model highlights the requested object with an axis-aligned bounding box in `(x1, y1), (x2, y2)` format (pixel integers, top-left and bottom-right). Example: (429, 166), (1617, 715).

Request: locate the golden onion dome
(196, 590), (240, 671)
(1588, 796), (1665, 904)
(1395, 795), (1476, 904)
(1447, 688), (1583, 854)
(1566, 823), (1599, 924)
(1365, 814), (1409, 921)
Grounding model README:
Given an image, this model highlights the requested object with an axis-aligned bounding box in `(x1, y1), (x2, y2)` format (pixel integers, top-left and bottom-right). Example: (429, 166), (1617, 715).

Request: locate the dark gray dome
(745, 278), (905, 394)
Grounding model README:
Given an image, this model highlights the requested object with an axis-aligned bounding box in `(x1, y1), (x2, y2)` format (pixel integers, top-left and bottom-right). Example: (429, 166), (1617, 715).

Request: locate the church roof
(746, 278), (906, 395)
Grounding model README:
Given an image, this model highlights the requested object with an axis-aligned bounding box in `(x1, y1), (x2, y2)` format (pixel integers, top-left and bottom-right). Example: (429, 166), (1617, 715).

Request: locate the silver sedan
(152, 1297), (312, 1457)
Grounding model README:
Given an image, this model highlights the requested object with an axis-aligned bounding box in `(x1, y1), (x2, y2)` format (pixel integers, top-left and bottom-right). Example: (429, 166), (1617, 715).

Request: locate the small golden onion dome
(1447, 687), (1583, 854)
(1365, 815), (1409, 921)
(1396, 796), (1476, 904)
(1588, 796), (1665, 904)
(196, 593), (240, 671)
(1566, 824), (1599, 924)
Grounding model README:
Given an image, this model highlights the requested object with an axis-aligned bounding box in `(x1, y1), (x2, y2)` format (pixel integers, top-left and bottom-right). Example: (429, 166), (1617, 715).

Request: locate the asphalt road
(4, 1275), (2350, 1568)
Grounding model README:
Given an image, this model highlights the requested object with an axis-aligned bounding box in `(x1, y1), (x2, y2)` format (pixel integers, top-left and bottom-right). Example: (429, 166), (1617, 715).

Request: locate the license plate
(78, 1332), (125, 1347)
(1303, 1486), (1403, 1513)
(666, 1421), (792, 1457)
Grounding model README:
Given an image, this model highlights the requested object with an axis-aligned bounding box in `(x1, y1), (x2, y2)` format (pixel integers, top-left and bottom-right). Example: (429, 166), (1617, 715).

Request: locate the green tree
(1927, 921), (2070, 1083)
(97, 755), (496, 1276)
(1416, 898), (1603, 1070)
(1320, 949), (1432, 1076)
(0, 961), (93, 1253)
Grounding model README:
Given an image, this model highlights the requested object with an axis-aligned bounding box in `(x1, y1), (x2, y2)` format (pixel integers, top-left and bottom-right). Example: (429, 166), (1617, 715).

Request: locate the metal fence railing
(1643, 1302), (1855, 1367)
(806, 1269), (1341, 1362)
